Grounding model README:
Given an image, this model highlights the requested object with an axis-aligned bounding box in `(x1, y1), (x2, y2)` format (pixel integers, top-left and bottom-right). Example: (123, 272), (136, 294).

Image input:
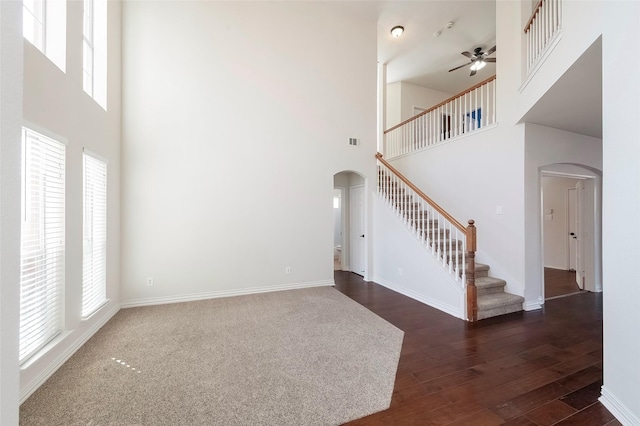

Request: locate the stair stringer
(372, 194), (465, 320)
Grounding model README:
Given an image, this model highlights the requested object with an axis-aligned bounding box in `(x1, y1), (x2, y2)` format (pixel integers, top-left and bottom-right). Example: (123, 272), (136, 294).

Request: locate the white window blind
(82, 152), (107, 317)
(20, 127), (65, 363)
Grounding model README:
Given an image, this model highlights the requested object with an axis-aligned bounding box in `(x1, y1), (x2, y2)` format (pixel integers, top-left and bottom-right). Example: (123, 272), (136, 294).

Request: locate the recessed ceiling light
(390, 26), (404, 38)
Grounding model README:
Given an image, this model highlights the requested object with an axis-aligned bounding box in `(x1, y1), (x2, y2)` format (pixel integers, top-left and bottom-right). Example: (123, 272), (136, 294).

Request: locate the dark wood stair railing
(376, 153), (479, 322)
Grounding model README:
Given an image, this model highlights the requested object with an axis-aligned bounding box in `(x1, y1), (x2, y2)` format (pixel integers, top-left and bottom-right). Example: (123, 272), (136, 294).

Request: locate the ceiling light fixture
(390, 26), (404, 38)
(470, 60), (487, 72)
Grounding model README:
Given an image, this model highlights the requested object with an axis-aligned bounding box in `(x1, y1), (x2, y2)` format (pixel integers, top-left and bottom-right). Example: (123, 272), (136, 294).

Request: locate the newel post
(466, 219), (477, 322)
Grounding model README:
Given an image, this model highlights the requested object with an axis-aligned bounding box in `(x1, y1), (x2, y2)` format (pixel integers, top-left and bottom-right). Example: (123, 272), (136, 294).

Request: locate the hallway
(545, 268), (582, 299)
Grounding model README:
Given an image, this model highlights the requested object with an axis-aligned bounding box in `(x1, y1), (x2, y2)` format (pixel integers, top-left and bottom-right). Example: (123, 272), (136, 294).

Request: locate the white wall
(18, 0), (122, 402)
(386, 81), (401, 129)
(385, 81), (452, 129)
(400, 82), (452, 123)
(0, 2), (23, 423)
(600, 2), (640, 424)
(372, 196), (464, 319)
(121, 1), (377, 305)
(542, 176), (578, 269)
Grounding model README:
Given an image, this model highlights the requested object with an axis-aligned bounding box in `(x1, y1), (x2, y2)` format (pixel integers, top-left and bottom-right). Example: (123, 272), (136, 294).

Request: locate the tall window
(83, 0), (107, 109)
(22, 0), (66, 71)
(20, 127), (66, 363)
(82, 152), (107, 317)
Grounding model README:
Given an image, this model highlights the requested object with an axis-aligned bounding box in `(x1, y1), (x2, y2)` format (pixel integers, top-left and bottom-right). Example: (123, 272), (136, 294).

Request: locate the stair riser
(477, 303), (523, 320)
(477, 286), (506, 296)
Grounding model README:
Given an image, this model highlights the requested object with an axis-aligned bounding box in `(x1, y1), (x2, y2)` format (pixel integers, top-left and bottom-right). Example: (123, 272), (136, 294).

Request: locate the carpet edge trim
(120, 279), (335, 308)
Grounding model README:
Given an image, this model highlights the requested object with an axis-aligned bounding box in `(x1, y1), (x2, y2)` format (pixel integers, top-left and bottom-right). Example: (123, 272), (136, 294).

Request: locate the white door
(568, 187), (577, 271)
(350, 185), (365, 276)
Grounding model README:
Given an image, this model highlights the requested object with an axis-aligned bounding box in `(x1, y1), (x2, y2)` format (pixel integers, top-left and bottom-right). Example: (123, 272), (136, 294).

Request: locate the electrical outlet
(285, 267), (291, 275)
(398, 268), (403, 277)
(146, 277), (153, 286)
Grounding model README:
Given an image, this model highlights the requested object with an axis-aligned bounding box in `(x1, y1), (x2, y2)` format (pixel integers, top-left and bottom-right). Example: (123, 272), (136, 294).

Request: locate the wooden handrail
(376, 152), (465, 233)
(384, 75), (497, 134)
(524, 0), (544, 33)
(376, 152), (478, 322)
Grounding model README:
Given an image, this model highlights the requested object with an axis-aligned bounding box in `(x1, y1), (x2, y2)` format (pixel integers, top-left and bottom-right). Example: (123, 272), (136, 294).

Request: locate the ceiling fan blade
(485, 45), (497, 55)
(449, 63), (471, 72)
(461, 51), (474, 58)
(470, 69), (477, 77)
(485, 58), (496, 63)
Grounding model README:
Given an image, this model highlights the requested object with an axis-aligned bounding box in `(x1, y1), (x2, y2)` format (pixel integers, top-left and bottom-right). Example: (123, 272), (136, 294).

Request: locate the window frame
(82, 150), (108, 318)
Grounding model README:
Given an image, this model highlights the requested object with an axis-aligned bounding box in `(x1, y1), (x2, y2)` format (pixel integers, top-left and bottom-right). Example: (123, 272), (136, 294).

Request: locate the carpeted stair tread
(477, 292), (524, 310)
(477, 298), (525, 320)
(475, 263), (490, 274)
(475, 276), (506, 289)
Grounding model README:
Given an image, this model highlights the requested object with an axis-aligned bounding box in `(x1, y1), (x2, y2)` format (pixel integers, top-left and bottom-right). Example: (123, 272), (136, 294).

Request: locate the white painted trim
(519, 30), (563, 93)
(524, 299), (544, 311)
(121, 280), (335, 308)
(83, 147), (108, 164)
(19, 302), (120, 403)
(22, 120), (69, 146)
(599, 387), (640, 426)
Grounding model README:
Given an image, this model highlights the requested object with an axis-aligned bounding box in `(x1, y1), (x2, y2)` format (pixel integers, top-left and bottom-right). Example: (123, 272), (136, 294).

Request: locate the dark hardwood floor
(334, 271), (618, 426)
(545, 268), (581, 299)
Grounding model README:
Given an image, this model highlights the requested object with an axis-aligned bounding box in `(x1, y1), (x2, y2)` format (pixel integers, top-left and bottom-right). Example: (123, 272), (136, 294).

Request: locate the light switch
(496, 205), (503, 215)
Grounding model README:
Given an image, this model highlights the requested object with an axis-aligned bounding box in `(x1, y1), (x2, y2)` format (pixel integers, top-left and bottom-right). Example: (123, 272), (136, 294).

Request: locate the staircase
(474, 263), (525, 320)
(377, 158), (524, 321)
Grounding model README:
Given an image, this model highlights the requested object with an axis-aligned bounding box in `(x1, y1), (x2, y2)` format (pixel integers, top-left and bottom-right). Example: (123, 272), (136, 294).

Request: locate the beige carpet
(20, 286), (403, 425)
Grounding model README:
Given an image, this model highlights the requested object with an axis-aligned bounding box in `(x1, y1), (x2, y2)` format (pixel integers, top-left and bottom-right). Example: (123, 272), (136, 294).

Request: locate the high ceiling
(338, 0), (601, 139)
(377, 1), (496, 94)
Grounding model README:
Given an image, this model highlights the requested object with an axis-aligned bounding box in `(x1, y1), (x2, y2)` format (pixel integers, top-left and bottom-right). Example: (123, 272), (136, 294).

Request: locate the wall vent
(349, 138), (359, 146)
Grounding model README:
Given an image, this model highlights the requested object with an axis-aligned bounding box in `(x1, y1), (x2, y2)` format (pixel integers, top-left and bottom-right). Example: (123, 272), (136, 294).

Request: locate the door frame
(333, 171), (369, 280)
(349, 184), (366, 277)
(540, 167), (602, 300)
(333, 187), (346, 271)
(567, 187), (577, 271)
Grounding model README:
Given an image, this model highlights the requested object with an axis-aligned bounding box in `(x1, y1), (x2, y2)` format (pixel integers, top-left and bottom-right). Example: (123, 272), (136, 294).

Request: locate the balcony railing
(524, 0), (562, 75)
(383, 76), (496, 160)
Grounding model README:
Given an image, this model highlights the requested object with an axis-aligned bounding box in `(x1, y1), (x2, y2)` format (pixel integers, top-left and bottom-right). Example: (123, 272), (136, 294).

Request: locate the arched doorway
(540, 165), (602, 300)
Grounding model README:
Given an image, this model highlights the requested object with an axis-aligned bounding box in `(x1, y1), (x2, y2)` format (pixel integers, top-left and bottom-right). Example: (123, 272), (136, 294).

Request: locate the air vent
(349, 138), (359, 146)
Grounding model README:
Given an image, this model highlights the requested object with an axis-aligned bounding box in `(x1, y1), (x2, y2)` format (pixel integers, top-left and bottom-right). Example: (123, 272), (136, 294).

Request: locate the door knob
(360, 234), (365, 238)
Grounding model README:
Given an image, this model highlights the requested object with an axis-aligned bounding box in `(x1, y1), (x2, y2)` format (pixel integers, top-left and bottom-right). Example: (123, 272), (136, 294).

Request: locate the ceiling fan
(448, 46), (496, 76)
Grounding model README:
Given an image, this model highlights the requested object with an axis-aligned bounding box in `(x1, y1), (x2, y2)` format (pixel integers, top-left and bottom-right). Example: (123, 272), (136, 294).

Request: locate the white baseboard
(524, 300), (544, 311)
(600, 386), (640, 426)
(121, 280), (335, 308)
(373, 276), (464, 320)
(20, 302), (121, 404)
